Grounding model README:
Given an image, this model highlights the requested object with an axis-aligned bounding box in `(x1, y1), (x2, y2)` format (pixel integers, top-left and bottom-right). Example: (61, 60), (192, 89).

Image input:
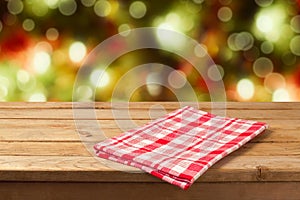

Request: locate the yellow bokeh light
(33, 51), (51, 74)
(237, 79), (255, 100)
(28, 92), (47, 102)
(272, 88), (290, 102)
(118, 24), (131, 36)
(129, 1), (147, 19)
(254, 5), (286, 42)
(44, 0), (60, 9)
(94, 0), (111, 17)
(90, 69), (110, 88)
(76, 85), (93, 101)
(69, 41), (87, 63)
(156, 23), (186, 50)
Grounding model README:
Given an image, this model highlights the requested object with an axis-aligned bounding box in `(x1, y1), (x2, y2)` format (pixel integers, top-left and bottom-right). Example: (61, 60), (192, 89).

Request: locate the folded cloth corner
(94, 106), (268, 190)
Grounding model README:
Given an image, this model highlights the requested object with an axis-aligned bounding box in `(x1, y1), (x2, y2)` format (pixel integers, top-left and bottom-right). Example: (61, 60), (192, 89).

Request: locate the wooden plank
(251, 129), (300, 143)
(0, 118), (299, 131)
(231, 142), (300, 156)
(1, 182), (300, 200)
(0, 108), (300, 119)
(0, 125), (299, 142)
(1, 118), (299, 129)
(0, 141), (298, 156)
(1, 117), (299, 143)
(0, 119), (300, 130)
(0, 118), (299, 137)
(0, 142), (90, 156)
(0, 155), (300, 182)
(1, 102), (300, 110)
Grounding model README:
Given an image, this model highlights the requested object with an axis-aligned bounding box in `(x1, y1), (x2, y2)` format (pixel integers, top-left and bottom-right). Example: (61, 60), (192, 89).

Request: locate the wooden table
(0, 102), (299, 200)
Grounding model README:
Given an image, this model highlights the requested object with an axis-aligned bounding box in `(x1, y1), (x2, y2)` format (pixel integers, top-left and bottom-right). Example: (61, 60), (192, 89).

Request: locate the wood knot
(256, 165), (268, 181)
(77, 130), (92, 137)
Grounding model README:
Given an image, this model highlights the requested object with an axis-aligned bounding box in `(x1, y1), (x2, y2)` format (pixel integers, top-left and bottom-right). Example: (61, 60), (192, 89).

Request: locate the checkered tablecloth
(94, 106), (267, 189)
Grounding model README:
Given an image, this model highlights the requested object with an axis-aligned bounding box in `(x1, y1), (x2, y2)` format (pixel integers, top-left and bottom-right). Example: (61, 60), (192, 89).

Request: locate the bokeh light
(59, 0), (77, 16)
(46, 28), (59, 41)
(17, 69), (36, 92)
(217, 7), (232, 22)
(227, 32), (254, 51)
(81, 0), (96, 7)
(7, 0), (24, 15)
(35, 41), (53, 53)
(156, 24), (186, 50)
(207, 65), (224, 81)
(68, 42), (87, 63)
(168, 70), (187, 89)
(22, 19), (35, 32)
(237, 79), (255, 100)
(264, 73), (286, 92)
(260, 41), (273, 54)
(291, 15), (300, 33)
(194, 44), (208, 57)
(146, 72), (163, 96)
(33, 51), (51, 74)
(253, 57), (273, 78)
(272, 88), (290, 102)
(76, 85), (93, 101)
(118, 24), (131, 36)
(45, 0), (60, 9)
(28, 92), (47, 102)
(255, 0), (273, 7)
(0, 75), (9, 101)
(129, 1), (147, 19)
(90, 69), (110, 88)
(254, 5), (286, 42)
(0, 0), (300, 102)
(94, 0), (111, 17)
(290, 36), (300, 56)
(31, 0), (49, 17)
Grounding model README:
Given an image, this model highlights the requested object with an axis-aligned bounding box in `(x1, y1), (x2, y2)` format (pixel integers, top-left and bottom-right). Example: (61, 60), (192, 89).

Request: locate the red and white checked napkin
(94, 106), (267, 189)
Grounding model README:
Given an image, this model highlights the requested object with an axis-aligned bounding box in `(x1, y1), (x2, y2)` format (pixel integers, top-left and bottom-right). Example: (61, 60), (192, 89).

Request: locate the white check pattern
(94, 106), (267, 189)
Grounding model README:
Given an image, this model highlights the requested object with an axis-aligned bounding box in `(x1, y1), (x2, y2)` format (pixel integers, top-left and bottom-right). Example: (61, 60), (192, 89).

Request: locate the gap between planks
(1, 102), (300, 110)
(0, 109), (300, 120)
(1, 119), (300, 129)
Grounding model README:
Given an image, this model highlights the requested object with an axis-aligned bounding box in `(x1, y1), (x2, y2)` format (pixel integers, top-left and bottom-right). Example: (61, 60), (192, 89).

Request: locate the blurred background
(0, 0), (300, 102)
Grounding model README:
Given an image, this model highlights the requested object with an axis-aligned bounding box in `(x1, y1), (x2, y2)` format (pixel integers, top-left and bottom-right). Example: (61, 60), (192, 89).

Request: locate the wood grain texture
(1, 182), (300, 200)
(0, 102), (299, 199)
(0, 125), (299, 143)
(0, 155), (300, 182)
(0, 141), (299, 156)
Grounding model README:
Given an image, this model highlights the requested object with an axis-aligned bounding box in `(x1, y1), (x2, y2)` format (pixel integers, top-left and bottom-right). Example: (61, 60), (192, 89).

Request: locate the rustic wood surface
(0, 102), (299, 199)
